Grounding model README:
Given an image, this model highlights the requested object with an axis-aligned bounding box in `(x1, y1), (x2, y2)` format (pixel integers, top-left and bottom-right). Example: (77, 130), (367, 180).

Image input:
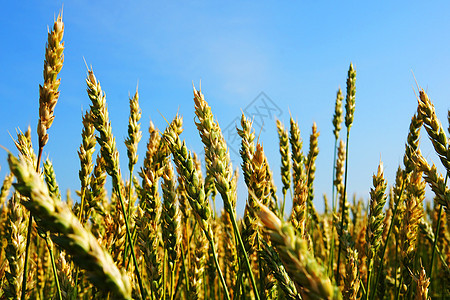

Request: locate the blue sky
(1, 1), (449, 215)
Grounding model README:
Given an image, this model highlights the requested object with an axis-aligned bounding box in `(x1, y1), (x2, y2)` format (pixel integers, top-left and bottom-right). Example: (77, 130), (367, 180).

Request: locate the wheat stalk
(86, 67), (145, 299)
(336, 63), (356, 284)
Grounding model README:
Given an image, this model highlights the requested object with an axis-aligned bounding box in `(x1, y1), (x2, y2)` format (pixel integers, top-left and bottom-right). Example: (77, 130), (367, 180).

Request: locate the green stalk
(366, 260), (373, 300)
(329, 137), (338, 278)
(115, 183), (146, 300)
(331, 137), (338, 214)
(21, 216), (33, 300)
(123, 169), (134, 268)
(207, 235), (231, 300)
(163, 249), (166, 300)
(258, 235), (264, 300)
(226, 200), (261, 300)
(77, 189), (86, 222)
(336, 130), (350, 284)
(170, 260), (176, 300)
(233, 259), (245, 299)
(46, 236), (62, 300)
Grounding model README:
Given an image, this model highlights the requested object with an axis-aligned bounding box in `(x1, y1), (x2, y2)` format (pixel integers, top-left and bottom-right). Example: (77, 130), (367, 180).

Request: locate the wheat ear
(4, 194), (27, 299)
(411, 151), (450, 222)
(258, 203), (341, 299)
(371, 111), (422, 299)
(289, 117), (305, 188)
(417, 89), (450, 173)
(37, 13), (64, 150)
(365, 161), (387, 299)
(414, 264), (430, 300)
(276, 120), (291, 215)
(260, 239), (300, 300)
(305, 122), (320, 226)
(397, 170), (425, 297)
(8, 153), (132, 299)
(0, 173), (14, 210)
(77, 110), (96, 224)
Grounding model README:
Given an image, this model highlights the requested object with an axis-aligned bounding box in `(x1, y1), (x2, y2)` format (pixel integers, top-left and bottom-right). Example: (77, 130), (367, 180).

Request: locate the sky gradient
(1, 1), (449, 215)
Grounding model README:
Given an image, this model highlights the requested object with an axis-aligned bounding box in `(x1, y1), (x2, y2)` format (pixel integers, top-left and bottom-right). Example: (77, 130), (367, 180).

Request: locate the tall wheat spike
(289, 117), (305, 188)
(77, 110), (96, 223)
(276, 120), (291, 215)
(336, 63), (356, 284)
(37, 13), (64, 150)
(366, 162), (387, 299)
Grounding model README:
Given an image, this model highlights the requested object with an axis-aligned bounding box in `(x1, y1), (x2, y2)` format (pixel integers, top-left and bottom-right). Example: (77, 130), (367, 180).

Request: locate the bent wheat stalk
(23, 12), (65, 300)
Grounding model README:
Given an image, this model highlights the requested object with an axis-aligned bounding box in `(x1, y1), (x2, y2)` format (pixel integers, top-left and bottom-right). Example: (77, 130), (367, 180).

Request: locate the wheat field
(0, 10), (449, 300)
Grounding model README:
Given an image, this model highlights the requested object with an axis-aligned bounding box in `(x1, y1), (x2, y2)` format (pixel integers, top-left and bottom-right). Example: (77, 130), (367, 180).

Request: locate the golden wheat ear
(37, 12), (64, 149)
